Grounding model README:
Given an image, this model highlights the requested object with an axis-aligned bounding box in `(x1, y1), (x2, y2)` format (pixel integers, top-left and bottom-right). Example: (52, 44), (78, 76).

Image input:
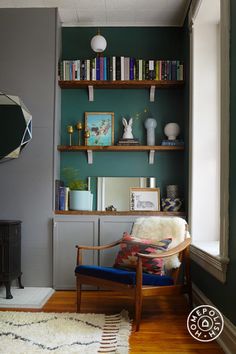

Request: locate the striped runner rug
(0, 310), (131, 353)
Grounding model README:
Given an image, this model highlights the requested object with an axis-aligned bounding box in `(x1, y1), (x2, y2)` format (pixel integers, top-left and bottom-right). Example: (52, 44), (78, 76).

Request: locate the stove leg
(18, 275), (24, 289)
(5, 282), (13, 299)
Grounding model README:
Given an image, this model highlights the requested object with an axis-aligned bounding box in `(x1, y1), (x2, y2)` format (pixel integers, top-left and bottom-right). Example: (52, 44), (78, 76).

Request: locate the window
(189, 0), (229, 282)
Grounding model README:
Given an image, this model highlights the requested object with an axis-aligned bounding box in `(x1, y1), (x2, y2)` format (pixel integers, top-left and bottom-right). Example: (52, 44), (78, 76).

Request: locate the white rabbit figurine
(122, 117), (133, 139)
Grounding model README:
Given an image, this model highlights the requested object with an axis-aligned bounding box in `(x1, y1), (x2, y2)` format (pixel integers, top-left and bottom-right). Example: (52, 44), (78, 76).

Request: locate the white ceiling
(0, 0), (190, 27)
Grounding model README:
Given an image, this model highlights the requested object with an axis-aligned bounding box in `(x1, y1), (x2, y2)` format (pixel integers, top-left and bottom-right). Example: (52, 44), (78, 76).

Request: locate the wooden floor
(1, 291), (224, 353)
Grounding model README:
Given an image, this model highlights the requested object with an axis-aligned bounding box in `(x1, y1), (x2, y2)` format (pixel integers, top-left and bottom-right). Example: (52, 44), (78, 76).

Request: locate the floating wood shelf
(55, 210), (186, 217)
(57, 145), (184, 164)
(58, 80), (184, 102)
(58, 80), (184, 89)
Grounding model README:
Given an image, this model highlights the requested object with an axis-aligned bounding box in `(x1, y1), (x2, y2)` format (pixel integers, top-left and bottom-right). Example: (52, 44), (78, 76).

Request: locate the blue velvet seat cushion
(75, 265), (174, 286)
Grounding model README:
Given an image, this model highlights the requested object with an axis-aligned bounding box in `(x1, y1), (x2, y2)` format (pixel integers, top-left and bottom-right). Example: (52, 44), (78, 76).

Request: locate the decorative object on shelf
(166, 184), (179, 199)
(161, 197), (183, 212)
(76, 122), (83, 145)
(85, 112), (114, 146)
(61, 167), (92, 211)
(105, 205), (117, 211)
(90, 29), (107, 53)
(162, 184), (183, 212)
(84, 130), (90, 140)
(0, 92), (32, 162)
(164, 122), (180, 140)
(67, 125), (74, 146)
(122, 118), (133, 139)
(70, 190), (93, 211)
(144, 118), (157, 146)
(130, 188), (160, 211)
(161, 139), (184, 146)
(116, 138), (140, 146)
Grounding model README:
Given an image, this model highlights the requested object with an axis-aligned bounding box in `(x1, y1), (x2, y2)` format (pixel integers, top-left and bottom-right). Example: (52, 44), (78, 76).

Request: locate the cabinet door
(53, 215), (98, 289)
(99, 216), (138, 267)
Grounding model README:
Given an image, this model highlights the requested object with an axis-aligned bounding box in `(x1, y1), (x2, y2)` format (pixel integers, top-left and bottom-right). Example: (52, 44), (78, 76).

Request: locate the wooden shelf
(57, 145), (184, 152)
(58, 80), (184, 89)
(57, 145), (184, 164)
(55, 210), (186, 216)
(58, 80), (184, 101)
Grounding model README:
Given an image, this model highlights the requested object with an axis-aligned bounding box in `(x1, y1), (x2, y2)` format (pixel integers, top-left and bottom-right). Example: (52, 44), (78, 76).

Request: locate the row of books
(59, 58), (184, 82)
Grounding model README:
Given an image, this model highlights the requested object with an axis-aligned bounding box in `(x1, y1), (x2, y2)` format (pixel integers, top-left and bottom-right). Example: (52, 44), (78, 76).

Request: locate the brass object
(84, 130), (90, 139)
(67, 125), (74, 146)
(76, 122), (83, 145)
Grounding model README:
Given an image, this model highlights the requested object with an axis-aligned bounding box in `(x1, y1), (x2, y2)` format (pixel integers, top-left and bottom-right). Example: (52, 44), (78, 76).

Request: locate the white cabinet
(53, 214), (143, 289)
(53, 215), (98, 289)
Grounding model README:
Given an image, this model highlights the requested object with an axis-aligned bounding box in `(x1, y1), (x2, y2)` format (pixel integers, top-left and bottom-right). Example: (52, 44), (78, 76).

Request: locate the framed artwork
(85, 112), (114, 146)
(130, 187), (160, 211)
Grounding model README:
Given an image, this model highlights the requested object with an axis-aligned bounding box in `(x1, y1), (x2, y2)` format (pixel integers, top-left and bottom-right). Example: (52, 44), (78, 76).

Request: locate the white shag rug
(0, 287), (54, 309)
(0, 311), (131, 354)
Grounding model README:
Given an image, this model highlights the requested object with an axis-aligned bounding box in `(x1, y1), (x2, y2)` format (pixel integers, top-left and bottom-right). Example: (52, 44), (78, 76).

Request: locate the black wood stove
(0, 220), (24, 299)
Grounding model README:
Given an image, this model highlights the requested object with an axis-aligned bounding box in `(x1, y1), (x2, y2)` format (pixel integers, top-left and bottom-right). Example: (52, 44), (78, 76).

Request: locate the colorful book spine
(96, 57), (100, 80)
(59, 186), (66, 211)
(130, 57), (135, 80)
(120, 56), (125, 80)
(112, 56), (116, 81)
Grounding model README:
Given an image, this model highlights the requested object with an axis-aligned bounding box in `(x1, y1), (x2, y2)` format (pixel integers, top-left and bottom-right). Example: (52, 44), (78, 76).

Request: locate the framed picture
(85, 112), (114, 146)
(130, 187), (160, 211)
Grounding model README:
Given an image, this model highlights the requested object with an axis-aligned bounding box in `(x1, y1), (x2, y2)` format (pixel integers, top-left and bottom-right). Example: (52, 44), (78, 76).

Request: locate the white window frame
(188, 0), (230, 283)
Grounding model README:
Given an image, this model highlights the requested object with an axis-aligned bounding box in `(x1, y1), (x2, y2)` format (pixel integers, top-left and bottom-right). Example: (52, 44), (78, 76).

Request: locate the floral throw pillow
(113, 232), (172, 275)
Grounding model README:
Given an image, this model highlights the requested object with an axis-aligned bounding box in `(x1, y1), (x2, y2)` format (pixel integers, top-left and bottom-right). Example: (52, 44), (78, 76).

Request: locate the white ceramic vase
(144, 118), (157, 145)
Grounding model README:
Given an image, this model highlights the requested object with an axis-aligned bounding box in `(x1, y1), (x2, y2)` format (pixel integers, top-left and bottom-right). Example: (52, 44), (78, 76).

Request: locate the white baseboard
(192, 283), (236, 354)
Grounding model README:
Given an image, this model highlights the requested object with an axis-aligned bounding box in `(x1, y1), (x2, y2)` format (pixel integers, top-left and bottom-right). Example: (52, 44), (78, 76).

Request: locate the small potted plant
(62, 167), (93, 211)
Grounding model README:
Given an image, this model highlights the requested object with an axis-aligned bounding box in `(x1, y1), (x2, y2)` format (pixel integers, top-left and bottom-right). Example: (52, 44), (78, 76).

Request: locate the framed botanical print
(85, 112), (114, 146)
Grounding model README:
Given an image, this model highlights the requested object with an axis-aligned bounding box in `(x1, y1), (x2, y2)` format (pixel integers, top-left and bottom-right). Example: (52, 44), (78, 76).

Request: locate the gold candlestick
(67, 125), (74, 146)
(84, 130), (90, 144)
(76, 122), (83, 145)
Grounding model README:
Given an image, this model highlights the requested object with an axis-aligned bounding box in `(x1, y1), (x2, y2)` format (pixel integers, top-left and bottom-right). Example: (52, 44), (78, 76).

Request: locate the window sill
(190, 244), (229, 283)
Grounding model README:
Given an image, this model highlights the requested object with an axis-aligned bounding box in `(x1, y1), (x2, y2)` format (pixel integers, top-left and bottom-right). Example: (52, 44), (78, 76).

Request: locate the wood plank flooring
(1, 291), (224, 353)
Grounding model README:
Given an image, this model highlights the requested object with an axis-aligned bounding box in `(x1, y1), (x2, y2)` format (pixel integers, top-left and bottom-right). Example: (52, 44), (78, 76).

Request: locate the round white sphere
(164, 123), (180, 140)
(90, 35), (107, 53)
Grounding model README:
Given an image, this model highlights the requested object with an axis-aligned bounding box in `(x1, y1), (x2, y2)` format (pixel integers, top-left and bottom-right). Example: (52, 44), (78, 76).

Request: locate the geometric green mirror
(0, 92), (32, 162)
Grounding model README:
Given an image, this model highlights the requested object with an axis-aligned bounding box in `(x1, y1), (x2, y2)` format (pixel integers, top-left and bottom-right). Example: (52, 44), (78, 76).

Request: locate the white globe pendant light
(91, 30), (107, 53)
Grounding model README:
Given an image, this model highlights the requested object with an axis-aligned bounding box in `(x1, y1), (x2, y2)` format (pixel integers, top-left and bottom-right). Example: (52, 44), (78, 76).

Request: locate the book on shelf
(59, 186), (70, 211)
(55, 180), (64, 210)
(117, 138), (140, 146)
(161, 139), (184, 146)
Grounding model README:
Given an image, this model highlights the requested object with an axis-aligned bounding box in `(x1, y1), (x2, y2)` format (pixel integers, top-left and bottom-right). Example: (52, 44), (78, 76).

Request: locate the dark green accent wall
(191, 1), (236, 326)
(61, 27), (187, 206)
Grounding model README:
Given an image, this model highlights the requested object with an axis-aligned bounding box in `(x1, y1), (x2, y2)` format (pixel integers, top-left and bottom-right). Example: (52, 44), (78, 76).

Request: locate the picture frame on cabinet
(130, 187), (160, 211)
(85, 112), (114, 146)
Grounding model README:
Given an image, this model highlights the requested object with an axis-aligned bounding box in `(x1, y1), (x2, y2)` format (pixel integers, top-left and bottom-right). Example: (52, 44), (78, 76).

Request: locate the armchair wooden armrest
(76, 238), (122, 265)
(76, 238), (122, 251)
(137, 238), (191, 259)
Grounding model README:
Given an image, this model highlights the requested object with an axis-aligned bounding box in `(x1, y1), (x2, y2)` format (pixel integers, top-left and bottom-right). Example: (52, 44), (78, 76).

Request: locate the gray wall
(0, 8), (60, 286)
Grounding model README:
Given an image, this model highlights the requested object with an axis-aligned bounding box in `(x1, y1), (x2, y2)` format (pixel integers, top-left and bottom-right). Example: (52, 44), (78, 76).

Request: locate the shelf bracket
(150, 85), (156, 102)
(149, 149), (155, 164)
(87, 150), (93, 164)
(88, 85), (94, 101)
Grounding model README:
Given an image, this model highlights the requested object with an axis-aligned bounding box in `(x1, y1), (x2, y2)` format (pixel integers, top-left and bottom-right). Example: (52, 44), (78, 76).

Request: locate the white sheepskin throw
(131, 216), (190, 270)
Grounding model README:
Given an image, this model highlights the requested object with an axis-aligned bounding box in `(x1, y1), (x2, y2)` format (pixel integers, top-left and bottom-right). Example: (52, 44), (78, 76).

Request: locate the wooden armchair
(75, 217), (192, 331)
